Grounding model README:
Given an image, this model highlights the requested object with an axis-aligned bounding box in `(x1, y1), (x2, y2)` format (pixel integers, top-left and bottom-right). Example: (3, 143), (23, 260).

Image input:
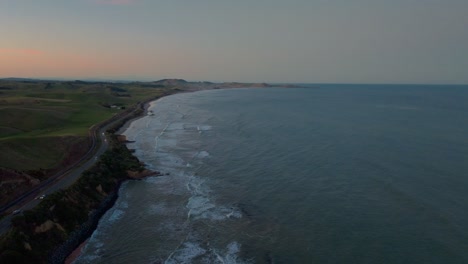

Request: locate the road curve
(0, 100), (150, 235)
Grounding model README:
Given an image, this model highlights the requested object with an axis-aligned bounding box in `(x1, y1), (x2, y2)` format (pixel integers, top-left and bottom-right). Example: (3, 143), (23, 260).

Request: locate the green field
(0, 80), (170, 170)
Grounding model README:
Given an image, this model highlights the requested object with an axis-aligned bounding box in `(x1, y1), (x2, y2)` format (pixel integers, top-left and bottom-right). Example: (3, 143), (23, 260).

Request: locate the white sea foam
(197, 150), (210, 158)
(107, 209), (124, 222)
(184, 176), (242, 221)
(74, 232), (106, 263)
(104, 189), (129, 223)
(165, 242), (207, 264)
(144, 175), (189, 196)
(164, 241), (249, 264)
(214, 242), (248, 264)
(187, 196), (215, 219)
(109, 94), (249, 263)
(199, 125), (212, 131)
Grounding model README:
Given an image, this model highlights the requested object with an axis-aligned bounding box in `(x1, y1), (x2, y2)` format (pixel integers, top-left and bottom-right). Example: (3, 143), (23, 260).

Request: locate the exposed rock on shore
(34, 220), (65, 234)
(127, 169), (161, 179)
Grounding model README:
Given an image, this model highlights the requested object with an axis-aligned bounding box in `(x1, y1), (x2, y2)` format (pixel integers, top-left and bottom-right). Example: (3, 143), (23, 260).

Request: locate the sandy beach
(65, 239), (88, 264)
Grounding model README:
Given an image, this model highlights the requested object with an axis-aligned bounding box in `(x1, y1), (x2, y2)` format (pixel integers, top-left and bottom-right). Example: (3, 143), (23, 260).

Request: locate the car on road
(12, 209), (22, 215)
(35, 194), (46, 200)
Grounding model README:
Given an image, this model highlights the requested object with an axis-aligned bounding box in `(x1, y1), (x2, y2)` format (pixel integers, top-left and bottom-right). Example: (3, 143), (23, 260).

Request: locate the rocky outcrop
(127, 169), (161, 179)
(35, 220), (65, 234)
(24, 242), (32, 251)
(48, 187), (122, 264)
(96, 184), (107, 196)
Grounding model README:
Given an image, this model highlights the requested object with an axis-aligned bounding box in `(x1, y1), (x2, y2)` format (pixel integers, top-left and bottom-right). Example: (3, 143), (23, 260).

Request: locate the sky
(1, 0), (467, 84)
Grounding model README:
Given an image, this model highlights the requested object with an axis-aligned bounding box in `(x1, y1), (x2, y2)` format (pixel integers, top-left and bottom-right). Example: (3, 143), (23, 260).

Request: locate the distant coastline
(51, 96), (172, 264)
(61, 99), (159, 263)
(61, 83), (287, 262)
(0, 80), (304, 263)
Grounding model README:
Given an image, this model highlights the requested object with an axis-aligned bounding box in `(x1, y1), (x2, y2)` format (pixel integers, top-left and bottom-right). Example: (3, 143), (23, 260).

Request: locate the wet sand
(65, 239), (88, 264)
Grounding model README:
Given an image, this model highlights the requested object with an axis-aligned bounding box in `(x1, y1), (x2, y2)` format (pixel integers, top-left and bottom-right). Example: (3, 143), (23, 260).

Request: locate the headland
(0, 79), (294, 263)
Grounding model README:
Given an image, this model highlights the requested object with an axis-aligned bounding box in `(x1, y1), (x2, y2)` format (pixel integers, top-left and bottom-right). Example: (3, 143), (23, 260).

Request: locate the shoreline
(64, 239), (88, 264)
(61, 87), (258, 262)
(116, 98), (154, 134)
(61, 94), (177, 263)
(49, 179), (125, 263)
(0, 85), (275, 263)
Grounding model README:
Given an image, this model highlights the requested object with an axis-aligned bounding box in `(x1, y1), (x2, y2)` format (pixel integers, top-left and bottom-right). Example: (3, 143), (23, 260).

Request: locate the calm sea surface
(75, 85), (468, 263)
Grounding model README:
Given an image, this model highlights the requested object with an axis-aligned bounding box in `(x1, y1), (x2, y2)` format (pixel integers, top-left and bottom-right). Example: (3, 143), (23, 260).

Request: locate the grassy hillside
(0, 80), (165, 169)
(0, 134), (146, 263)
(0, 80), (171, 206)
(0, 136), (86, 171)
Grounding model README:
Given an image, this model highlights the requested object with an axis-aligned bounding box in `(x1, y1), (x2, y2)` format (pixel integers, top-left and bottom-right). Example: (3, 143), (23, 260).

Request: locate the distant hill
(152, 79), (189, 86)
(0, 77), (41, 82)
(0, 77), (306, 89)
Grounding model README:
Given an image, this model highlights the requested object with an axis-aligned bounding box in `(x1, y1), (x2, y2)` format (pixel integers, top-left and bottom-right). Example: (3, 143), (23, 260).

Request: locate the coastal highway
(0, 128), (110, 235)
(0, 100), (149, 235)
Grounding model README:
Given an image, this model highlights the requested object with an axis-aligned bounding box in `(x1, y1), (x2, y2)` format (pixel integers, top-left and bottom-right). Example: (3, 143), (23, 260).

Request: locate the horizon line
(0, 77), (467, 86)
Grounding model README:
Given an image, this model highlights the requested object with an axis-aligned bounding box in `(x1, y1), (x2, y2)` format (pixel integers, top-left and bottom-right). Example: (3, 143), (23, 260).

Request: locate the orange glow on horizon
(0, 44), (201, 79)
(0, 48), (44, 56)
(0, 49), (119, 77)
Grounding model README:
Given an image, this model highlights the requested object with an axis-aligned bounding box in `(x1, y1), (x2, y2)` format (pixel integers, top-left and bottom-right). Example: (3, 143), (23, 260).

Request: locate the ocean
(74, 84), (468, 263)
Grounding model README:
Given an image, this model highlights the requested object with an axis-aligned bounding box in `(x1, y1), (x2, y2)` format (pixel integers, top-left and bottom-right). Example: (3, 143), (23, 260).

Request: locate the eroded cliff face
(127, 169), (161, 179)
(0, 134), (149, 264)
(34, 220), (65, 234)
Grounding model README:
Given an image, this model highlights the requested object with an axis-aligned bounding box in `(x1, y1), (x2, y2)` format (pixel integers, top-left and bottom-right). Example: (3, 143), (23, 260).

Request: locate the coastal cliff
(0, 125), (154, 264)
(0, 81), (299, 263)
